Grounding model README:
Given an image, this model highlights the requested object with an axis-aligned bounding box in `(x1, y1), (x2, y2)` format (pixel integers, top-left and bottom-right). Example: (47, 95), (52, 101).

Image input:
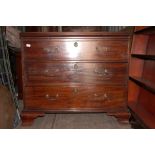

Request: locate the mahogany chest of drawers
(20, 32), (131, 125)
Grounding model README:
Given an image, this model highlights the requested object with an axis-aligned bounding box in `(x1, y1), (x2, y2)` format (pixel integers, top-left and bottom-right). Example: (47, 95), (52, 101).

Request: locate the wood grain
(25, 62), (128, 85)
(128, 26), (155, 128)
(24, 85), (127, 111)
(21, 32), (131, 125)
(23, 39), (128, 61)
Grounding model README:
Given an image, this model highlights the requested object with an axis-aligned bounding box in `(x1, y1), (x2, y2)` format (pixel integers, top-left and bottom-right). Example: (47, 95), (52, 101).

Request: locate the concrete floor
(18, 113), (131, 129)
(17, 101), (131, 129)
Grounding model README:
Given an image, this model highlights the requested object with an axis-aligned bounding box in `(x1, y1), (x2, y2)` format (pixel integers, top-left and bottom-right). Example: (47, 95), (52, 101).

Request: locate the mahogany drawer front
(24, 85), (127, 110)
(24, 62), (128, 85)
(23, 39), (128, 61)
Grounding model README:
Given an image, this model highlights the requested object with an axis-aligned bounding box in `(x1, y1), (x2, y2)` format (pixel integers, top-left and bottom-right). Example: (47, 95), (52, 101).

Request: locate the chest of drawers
(20, 32), (131, 125)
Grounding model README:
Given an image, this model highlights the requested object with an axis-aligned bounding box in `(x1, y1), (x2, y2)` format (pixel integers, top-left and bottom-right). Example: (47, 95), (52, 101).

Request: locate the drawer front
(24, 85), (127, 111)
(23, 39), (128, 61)
(24, 62), (128, 85)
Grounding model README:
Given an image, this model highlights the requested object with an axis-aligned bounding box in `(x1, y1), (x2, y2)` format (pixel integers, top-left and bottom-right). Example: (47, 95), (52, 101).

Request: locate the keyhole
(74, 42), (78, 47)
(74, 63), (78, 69)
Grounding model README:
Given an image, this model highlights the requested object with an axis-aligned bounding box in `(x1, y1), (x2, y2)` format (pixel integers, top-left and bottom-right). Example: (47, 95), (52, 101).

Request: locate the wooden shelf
(134, 26), (155, 34)
(128, 103), (147, 128)
(131, 54), (155, 60)
(129, 76), (155, 94)
(134, 26), (150, 32)
(129, 103), (155, 128)
(128, 26), (155, 128)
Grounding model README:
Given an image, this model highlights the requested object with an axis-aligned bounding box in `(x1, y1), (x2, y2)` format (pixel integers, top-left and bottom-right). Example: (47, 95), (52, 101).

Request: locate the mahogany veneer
(128, 26), (155, 128)
(20, 32), (131, 125)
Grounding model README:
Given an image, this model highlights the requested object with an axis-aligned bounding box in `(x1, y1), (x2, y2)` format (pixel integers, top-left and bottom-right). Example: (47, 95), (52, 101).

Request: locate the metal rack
(0, 27), (20, 127)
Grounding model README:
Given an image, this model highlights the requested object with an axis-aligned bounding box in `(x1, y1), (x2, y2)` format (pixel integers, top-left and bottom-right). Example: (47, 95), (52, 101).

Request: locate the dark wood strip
(129, 76), (155, 94)
(131, 54), (155, 60)
(134, 26), (155, 34)
(20, 32), (131, 38)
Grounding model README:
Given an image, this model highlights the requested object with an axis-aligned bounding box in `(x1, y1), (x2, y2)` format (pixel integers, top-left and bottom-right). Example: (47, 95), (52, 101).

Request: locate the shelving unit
(129, 76), (155, 94)
(128, 26), (155, 128)
(134, 26), (155, 34)
(131, 54), (155, 60)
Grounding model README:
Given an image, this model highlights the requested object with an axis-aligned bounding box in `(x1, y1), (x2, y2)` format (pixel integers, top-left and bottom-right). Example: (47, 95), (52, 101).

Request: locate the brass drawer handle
(45, 94), (59, 100)
(45, 94), (49, 98)
(55, 69), (60, 72)
(43, 46), (59, 53)
(94, 68), (113, 80)
(103, 69), (109, 75)
(96, 46), (108, 52)
(44, 69), (49, 73)
(94, 93), (98, 97)
(73, 88), (78, 94)
(93, 93), (109, 101)
(103, 93), (108, 99)
(74, 42), (78, 47)
(94, 68), (112, 79)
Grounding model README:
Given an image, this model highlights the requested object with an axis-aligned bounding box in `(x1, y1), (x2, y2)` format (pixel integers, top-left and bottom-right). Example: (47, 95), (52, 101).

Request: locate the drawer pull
(43, 47), (59, 53)
(45, 94), (49, 98)
(94, 93), (98, 97)
(26, 43), (31, 47)
(45, 94), (59, 100)
(96, 46), (108, 52)
(103, 93), (108, 99)
(44, 69), (49, 73)
(93, 93), (109, 101)
(74, 63), (78, 69)
(94, 68), (112, 79)
(73, 88), (78, 94)
(55, 69), (60, 72)
(74, 42), (78, 47)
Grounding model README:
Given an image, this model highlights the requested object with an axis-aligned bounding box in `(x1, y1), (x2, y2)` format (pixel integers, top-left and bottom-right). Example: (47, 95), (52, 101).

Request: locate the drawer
(23, 39), (128, 61)
(24, 62), (128, 85)
(24, 85), (127, 111)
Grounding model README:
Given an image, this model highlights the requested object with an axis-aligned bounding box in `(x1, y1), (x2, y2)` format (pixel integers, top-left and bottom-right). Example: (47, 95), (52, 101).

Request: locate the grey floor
(18, 113), (131, 129)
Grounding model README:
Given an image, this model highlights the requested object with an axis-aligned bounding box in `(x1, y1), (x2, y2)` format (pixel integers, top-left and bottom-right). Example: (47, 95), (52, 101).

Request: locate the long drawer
(24, 85), (127, 111)
(24, 62), (128, 85)
(23, 39), (128, 61)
